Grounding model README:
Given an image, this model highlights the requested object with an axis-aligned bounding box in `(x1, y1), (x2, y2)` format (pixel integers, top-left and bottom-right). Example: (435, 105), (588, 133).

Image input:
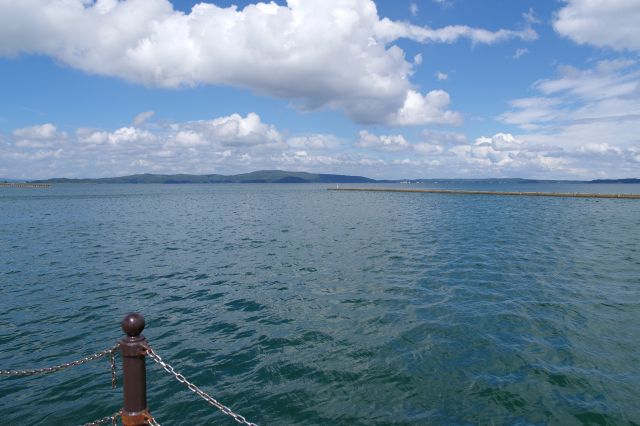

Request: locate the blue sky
(0, 0), (638, 179)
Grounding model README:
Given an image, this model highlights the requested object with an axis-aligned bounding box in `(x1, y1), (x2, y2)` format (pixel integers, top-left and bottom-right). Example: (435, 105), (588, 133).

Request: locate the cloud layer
(3, 110), (635, 180)
(500, 59), (640, 145)
(1, 113), (352, 179)
(554, 0), (640, 51)
(497, 59), (640, 177)
(0, 0), (534, 125)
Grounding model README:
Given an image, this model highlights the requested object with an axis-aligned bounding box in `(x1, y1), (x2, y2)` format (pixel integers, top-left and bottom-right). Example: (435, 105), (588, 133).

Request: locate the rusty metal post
(120, 313), (151, 425)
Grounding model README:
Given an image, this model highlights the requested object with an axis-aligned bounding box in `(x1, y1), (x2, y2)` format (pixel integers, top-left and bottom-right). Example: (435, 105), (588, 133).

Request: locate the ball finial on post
(121, 313), (145, 337)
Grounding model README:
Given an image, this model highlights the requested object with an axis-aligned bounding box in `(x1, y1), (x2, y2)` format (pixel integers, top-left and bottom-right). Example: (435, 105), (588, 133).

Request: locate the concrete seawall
(0, 183), (51, 189)
(329, 187), (640, 199)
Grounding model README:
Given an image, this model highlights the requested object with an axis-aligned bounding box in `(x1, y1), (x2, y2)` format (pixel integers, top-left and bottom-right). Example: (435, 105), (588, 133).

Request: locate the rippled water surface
(1, 183), (639, 425)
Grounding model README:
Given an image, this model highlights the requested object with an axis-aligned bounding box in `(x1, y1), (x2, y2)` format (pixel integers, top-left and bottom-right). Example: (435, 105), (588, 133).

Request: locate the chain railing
(1, 344), (121, 425)
(0, 344), (119, 379)
(145, 345), (258, 426)
(146, 415), (161, 426)
(0, 313), (258, 426)
(81, 410), (122, 426)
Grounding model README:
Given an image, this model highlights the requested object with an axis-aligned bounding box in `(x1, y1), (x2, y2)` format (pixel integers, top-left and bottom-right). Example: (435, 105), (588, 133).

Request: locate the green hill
(32, 170), (376, 184)
(27, 172), (640, 185)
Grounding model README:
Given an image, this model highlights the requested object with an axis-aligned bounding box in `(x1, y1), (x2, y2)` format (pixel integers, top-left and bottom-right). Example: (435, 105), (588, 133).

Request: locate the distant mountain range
(24, 171), (640, 184)
(31, 170), (376, 184)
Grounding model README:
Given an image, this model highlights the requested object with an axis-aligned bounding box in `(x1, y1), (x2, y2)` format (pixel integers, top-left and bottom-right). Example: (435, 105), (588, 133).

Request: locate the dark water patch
(473, 386), (528, 412)
(574, 411), (618, 425)
(192, 273), (209, 281)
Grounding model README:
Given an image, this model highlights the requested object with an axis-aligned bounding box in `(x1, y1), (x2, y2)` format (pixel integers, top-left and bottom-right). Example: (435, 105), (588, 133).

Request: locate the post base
(122, 408), (153, 426)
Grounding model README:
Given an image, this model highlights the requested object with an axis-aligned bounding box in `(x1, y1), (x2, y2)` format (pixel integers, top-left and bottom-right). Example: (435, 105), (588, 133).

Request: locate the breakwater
(329, 187), (640, 199)
(0, 182), (51, 188)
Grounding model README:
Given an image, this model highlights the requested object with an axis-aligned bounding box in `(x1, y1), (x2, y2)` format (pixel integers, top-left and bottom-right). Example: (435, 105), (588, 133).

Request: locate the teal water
(1, 183), (639, 425)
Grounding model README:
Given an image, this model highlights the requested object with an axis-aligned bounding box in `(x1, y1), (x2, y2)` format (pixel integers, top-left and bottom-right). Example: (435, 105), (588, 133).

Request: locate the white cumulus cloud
(172, 113), (282, 147)
(287, 134), (340, 150)
(358, 130), (409, 151)
(13, 123), (61, 140)
(0, 0), (535, 125)
(450, 133), (568, 172)
(390, 90), (462, 126)
(554, 0), (640, 51)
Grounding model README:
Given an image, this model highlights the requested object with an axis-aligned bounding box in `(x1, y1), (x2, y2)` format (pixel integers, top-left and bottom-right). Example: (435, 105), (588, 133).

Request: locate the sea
(1, 182), (639, 425)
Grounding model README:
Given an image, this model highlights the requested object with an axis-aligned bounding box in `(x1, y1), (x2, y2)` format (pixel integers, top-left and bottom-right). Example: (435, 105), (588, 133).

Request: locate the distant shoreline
(0, 183), (51, 189)
(329, 187), (640, 199)
(13, 170), (640, 185)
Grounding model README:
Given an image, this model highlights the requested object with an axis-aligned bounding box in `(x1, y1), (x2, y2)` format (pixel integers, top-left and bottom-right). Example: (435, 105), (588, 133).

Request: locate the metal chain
(144, 345), (258, 426)
(0, 344), (120, 378)
(146, 415), (161, 426)
(81, 410), (121, 426)
(109, 347), (117, 389)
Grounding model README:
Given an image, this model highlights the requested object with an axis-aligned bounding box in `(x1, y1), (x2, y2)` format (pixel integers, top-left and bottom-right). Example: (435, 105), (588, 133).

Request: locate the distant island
(588, 178), (640, 184)
(20, 171), (640, 185)
(30, 170), (376, 184)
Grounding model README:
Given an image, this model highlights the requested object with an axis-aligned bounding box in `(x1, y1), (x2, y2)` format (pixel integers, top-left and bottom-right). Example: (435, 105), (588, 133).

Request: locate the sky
(0, 0), (639, 180)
